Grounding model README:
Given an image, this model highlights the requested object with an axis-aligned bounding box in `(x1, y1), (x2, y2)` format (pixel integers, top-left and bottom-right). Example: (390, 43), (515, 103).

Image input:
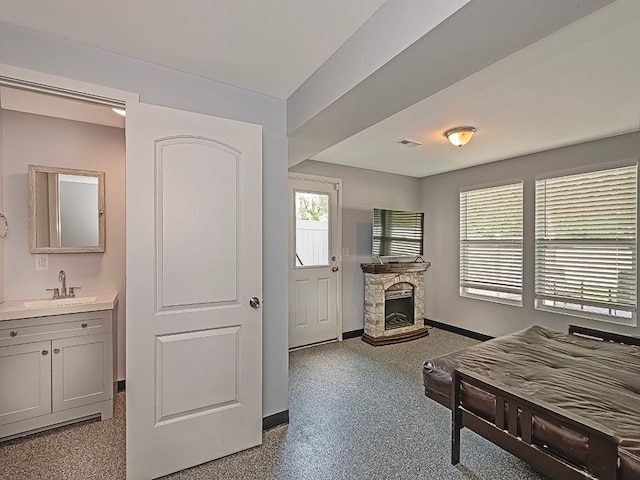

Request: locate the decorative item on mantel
(361, 260), (431, 346)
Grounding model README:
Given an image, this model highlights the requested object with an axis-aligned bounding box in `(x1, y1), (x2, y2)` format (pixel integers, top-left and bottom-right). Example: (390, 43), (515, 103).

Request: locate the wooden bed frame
(449, 325), (640, 480)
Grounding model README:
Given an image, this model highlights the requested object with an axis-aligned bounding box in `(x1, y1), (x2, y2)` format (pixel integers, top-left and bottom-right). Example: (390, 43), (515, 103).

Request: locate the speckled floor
(0, 328), (548, 479)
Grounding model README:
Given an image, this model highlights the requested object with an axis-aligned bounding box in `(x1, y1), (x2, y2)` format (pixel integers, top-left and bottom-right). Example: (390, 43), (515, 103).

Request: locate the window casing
(460, 182), (523, 305)
(535, 164), (637, 324)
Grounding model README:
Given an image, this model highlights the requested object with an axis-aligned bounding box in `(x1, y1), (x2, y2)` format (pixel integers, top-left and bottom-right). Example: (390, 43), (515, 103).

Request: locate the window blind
(460, 182), (523, 304)
(535, 164), (637, 320)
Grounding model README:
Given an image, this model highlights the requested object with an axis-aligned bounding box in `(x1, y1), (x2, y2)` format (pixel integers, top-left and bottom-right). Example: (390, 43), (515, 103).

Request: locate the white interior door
(288, 174), (341, 349)
(126, 102), (263, 479)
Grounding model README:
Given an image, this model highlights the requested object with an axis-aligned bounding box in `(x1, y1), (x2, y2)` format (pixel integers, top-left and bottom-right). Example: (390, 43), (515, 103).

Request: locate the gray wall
(0, 22), (289, 418)
(420, 131), (640, 338)
(290, 160), (421, 332)
(2, 110), (127, 379)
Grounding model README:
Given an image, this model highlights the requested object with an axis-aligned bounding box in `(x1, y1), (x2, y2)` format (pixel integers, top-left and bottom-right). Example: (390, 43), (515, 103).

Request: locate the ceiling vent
(396, 138), (422, 148)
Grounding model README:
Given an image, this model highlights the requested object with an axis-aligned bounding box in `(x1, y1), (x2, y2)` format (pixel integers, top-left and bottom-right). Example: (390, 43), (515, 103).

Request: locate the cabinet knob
(53, 348), (60, 354)
(9, 330), (17, 337)
(81, 322), (88, 328)
(42, 350), (49, 356)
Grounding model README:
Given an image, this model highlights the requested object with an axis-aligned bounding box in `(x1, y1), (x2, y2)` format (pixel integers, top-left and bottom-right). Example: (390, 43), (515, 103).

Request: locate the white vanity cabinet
(0, 306), (116, 440)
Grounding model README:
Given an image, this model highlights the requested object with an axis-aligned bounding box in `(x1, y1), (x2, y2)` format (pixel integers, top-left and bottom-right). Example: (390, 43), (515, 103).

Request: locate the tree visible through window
(296, 193), (328, 222)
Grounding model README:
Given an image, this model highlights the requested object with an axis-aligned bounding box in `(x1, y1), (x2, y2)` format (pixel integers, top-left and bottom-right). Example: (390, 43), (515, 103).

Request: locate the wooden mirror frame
(28, 165), (106, 253)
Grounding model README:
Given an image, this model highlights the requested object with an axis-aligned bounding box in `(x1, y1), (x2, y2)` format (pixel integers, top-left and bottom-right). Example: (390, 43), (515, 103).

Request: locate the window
(535, 164), (637, 324)
(460, 182), (523, 305)
(295, 191), (330, 267)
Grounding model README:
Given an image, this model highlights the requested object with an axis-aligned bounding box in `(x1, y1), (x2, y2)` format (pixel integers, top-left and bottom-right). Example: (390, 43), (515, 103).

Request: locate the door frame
(0, 63), (137, 382)
(0, 64), (268, 477)
(0, 61), (145, 462)
(288, 172), (343, 344)
(0, 63), (139, 108)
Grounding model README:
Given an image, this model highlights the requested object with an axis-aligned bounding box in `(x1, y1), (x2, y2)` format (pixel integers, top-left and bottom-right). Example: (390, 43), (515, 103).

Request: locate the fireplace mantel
(361, 261), (431, 346)
(361, 262), (431, 274)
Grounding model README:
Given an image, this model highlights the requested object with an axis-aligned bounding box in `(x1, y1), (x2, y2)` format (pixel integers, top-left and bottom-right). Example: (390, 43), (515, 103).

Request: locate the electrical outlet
(35, 254), (49, 271)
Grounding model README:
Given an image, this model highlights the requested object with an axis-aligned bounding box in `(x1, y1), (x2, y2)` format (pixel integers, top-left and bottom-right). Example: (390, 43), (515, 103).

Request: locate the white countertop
(0, 292), (118, 322)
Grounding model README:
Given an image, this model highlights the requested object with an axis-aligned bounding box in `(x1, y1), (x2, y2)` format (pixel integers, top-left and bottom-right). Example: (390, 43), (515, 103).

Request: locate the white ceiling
(0, 0), (387, 99)
(0, 0), (635, 179)
(312, 0), (640, 177)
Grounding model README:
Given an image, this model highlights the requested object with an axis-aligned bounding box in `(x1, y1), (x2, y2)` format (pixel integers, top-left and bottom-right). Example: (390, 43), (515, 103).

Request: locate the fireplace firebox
(385, 282), (414, 330)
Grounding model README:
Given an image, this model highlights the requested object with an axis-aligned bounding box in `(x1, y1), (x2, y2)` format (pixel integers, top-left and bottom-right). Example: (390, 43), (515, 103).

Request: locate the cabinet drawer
(0, 312), (110, 346)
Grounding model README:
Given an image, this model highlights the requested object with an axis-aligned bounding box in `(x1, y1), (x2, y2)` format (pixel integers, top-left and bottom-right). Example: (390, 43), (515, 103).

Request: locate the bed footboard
(452, 367), (620, 480)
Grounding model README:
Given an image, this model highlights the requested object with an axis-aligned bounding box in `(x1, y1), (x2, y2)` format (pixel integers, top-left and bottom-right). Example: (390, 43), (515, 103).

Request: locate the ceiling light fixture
(444, 126), (476, 147)
(112, 108), (126, 117)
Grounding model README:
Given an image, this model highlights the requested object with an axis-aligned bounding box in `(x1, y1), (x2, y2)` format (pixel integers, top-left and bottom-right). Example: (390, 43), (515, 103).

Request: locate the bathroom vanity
(0, 293), (117, 440)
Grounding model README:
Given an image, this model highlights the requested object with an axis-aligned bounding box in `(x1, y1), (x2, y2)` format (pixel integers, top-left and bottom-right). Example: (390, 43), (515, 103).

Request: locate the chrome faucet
(59, 270), (67, 297)
(46, 270), (79, 299)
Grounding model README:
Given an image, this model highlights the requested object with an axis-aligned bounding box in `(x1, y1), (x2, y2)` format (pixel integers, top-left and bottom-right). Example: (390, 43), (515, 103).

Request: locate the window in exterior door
(295, 191), (330, 267)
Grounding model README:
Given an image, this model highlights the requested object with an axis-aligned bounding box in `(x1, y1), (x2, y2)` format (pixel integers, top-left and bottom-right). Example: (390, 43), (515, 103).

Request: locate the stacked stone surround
(362, 263), (430, 339)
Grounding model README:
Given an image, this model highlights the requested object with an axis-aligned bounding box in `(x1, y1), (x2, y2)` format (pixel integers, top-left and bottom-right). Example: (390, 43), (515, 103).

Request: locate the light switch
(35, 254), (49, 271)
(342, 248), (350, 258)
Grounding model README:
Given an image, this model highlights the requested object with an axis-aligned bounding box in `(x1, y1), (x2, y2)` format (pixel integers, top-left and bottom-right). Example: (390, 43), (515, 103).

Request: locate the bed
(422, 324), (640, 480)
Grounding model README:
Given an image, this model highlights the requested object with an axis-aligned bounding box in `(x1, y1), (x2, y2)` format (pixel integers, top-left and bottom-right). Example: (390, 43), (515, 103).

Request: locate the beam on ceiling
(286, 0), (617, 166)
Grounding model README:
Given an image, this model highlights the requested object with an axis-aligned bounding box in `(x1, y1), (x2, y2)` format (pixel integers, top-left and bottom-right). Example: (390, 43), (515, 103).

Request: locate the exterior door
(126, 102), (263, 479)
(288, 174), (342, 348)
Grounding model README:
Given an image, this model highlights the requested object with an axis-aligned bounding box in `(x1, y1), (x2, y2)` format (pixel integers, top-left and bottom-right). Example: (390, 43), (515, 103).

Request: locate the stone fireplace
(361, 262), (430, 346)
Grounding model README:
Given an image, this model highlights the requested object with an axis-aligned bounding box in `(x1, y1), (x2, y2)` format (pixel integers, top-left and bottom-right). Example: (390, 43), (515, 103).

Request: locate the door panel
(52, 333), (111, 412)
(295, 280), (309, 327)
(157, 138), (239, 309)
(126, 101), (262, 479)
(0, 342), (51, 425)
(317, 278), (330, 323)
(155, 327), (239, 424)
(288, 175), (341, 348)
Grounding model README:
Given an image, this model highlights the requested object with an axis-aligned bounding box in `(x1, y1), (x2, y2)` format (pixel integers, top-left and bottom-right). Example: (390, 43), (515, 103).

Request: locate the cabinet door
(0, 342), (52, 425)
(52, 333), (112, 412)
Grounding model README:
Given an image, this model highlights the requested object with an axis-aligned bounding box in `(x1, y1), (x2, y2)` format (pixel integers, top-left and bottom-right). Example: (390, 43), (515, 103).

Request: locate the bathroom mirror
(28, 165), (105, 253)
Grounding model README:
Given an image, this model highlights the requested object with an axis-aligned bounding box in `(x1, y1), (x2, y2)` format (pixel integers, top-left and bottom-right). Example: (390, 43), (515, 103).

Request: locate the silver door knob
(53, 348), (60, 354)
(10, 330), (17, 337)
(332, 266), (339, 272)
(249, 297), (261, 308)
(42, 350), (49, 356)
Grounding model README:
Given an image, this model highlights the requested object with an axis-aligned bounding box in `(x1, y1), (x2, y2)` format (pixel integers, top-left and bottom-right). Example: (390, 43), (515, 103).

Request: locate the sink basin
(23, 296), (98, 309)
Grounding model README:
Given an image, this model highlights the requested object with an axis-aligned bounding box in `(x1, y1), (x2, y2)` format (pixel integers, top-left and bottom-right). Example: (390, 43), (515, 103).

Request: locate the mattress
(422, 325), (640, 479)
